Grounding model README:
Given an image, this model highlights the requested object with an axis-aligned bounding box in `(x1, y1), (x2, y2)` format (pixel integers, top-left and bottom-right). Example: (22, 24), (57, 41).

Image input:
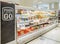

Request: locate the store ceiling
(15, 0), (59, 10)
(34, 0), (59, 3)
(20, 0), (59, 6)
(39, 0), (59, 2)
(18, 0), (59, 9)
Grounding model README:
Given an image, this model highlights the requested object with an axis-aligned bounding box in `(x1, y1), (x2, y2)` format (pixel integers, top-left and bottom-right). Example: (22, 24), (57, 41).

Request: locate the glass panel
(16, 9), (58, 44)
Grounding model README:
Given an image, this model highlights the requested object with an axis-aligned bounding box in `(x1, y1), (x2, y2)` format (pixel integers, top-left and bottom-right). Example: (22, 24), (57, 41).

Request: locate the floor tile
(27, 37), (60, 44)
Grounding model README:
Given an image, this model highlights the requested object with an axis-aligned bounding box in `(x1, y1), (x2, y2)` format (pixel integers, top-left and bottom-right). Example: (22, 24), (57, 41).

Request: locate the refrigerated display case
(15, 8), (58, 44)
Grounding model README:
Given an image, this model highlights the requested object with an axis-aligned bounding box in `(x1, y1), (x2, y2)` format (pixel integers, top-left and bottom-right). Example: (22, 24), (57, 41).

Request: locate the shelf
(17, 22), (49, 31)
(26, 22), (49, 28)
(17, 23), (58, 44)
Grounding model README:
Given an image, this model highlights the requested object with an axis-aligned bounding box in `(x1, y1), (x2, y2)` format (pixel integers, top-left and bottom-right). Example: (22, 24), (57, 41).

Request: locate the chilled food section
(15, 8), (58, 44)
(0, 1), (59, 44)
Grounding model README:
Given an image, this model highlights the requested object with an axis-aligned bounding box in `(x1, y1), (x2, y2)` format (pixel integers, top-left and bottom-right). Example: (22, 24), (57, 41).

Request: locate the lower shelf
(17, 23), (58, 44)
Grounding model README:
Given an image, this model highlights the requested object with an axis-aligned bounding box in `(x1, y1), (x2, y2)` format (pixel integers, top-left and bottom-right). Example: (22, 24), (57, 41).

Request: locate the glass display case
(15, 9), (58, 44)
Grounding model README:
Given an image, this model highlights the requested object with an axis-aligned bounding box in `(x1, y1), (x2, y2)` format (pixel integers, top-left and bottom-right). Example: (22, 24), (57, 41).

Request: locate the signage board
(0, 2), (15, 44)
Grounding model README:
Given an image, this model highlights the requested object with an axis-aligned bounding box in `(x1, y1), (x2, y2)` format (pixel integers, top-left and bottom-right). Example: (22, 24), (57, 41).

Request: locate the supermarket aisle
(27, 24), (60, 44)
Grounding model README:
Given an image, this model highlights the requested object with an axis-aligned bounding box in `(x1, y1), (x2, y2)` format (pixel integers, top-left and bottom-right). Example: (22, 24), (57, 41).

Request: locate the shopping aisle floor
(27, 24), (60, 44)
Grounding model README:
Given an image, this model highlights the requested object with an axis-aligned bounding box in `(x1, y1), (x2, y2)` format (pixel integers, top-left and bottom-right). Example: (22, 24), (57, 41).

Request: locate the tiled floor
(27, 25), (60, 44)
